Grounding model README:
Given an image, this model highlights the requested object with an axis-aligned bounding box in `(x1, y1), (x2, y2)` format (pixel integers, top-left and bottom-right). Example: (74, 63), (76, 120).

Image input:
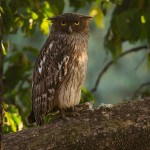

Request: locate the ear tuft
(81, 15), (92, 20)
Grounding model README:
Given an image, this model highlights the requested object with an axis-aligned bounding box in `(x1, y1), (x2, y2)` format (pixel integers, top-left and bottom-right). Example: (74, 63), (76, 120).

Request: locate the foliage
(81, 87), (95, 104)
(1, 0), (150, 133)
(2, 102), (23, 133)
(104, 0), (150, 59)
(2, 1), (54, 36)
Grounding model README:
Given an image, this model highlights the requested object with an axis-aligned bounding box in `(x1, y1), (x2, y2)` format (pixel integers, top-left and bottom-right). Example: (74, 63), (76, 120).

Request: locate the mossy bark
(0, 10), (3, 146)
(2, 98), (150, 150)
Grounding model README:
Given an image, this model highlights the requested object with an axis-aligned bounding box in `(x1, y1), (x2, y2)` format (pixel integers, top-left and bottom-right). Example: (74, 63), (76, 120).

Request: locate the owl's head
(48, 13), (91, 35)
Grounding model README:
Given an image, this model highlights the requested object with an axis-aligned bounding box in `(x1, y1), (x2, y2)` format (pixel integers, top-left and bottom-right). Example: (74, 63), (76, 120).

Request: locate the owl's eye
(74, 21), (80, 25)
(61, 22), (66, 26)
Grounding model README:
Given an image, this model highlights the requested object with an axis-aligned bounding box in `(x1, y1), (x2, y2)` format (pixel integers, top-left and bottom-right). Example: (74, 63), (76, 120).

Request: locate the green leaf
(141, 15), (146, 24)
(0, 6), (4, 13)
(2, 43), (7, 55)
(105, 26), (122, 59)
(81, 86), (95, 104)
(4, 111), (17, 132)
(31, 11), (39, 20)
(115, 8), (141, 42)
(2, 102), (23, 133)
(49, 0), (64, 14)
(40, 19), (49, 35)
(90, 7), (104, 28)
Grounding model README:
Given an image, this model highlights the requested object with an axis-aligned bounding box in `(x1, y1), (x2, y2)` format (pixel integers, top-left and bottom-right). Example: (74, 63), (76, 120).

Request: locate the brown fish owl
(28, 13), (91, 126)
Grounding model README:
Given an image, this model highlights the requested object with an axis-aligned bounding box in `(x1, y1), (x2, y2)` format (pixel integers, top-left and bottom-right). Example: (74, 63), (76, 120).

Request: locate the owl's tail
(27, 109), (36, 124)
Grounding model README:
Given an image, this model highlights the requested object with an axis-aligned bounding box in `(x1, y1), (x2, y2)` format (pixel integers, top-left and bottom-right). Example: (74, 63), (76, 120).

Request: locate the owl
(27, 13), (91, 126)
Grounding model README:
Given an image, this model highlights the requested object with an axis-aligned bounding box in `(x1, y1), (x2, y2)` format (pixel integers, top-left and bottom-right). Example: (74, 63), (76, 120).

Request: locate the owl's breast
(56, 47), (88, 109)
(72, 46), (88, 74)
(77, 48), (88, 64)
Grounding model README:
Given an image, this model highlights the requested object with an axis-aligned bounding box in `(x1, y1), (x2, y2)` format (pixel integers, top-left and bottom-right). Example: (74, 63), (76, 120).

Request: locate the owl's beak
(68, 26), (72, 33)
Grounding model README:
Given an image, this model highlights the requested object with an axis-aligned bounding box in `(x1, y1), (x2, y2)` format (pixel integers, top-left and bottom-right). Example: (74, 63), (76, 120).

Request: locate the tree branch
(91, 46), (148, 92)
(2, 98), (150, 150)
(132, 82), (150, 99)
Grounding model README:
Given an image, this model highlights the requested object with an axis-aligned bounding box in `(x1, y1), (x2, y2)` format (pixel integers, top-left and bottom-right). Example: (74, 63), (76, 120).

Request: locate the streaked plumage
(28, 13), (91, 125)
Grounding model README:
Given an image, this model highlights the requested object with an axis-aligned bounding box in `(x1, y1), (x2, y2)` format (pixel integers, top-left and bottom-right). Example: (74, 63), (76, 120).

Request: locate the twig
(132, 82), (150, 99)
(134, 54), (147, 70)
(91, 45), (148, 92)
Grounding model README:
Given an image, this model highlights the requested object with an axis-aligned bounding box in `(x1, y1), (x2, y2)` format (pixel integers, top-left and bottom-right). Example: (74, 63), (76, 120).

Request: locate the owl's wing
(32, 38), (70, 125)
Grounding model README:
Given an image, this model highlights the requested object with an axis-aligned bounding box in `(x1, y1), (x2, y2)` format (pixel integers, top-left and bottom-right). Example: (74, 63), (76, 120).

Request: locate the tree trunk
(0, 6), (3, 145)
(2, 98), (150, 150)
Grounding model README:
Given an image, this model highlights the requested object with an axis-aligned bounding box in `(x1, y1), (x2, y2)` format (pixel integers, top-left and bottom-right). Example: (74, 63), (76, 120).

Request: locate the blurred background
(1, 0), (150, 133)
